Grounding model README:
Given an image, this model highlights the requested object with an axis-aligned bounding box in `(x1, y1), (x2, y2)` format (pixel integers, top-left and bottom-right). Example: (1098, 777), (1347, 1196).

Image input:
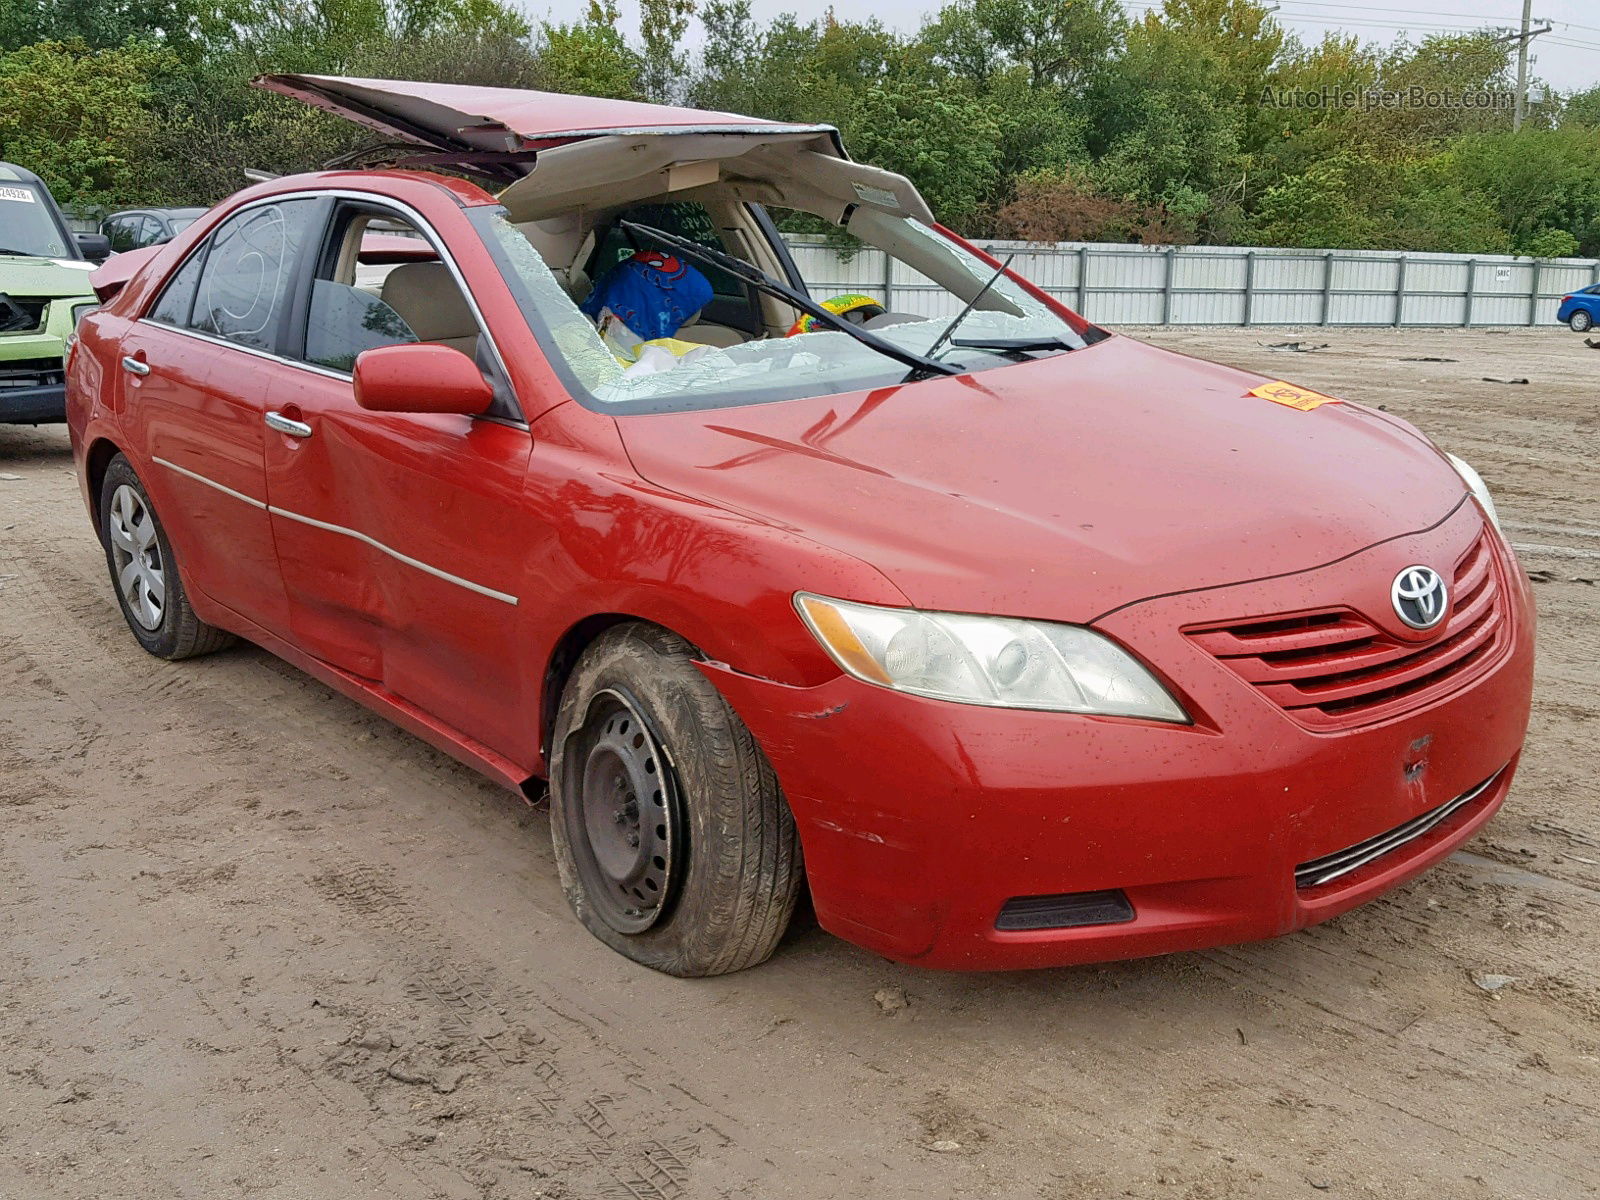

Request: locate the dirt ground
(2, 325), (1597, 1200)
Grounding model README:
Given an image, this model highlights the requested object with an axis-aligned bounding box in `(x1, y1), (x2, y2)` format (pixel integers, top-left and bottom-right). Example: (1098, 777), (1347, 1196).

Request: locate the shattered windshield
(0, 182), (72, 259)
(471, 206), (1088, 416)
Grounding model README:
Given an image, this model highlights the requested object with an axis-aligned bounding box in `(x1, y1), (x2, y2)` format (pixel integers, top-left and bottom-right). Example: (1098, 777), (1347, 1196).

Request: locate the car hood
(0, 253), (96, 298)
(617, 335), (1469, 621)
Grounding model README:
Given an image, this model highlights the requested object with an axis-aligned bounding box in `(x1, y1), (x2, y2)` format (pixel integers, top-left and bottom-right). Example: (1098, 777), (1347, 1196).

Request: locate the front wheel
(1570, 310), (1593, 333)
(99, 455), (234, 660)
(549, 623), (802, 976)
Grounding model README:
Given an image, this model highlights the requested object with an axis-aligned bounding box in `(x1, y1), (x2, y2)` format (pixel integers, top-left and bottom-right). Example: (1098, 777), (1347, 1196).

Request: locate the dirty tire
(99, 454), (235, 660)
(549, 623), (802, 976)
(1570, 310), (1593, 333)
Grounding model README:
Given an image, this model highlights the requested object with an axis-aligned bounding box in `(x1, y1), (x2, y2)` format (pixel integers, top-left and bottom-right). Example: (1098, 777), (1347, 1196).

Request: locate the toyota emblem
(1391, 565), (1449, 630)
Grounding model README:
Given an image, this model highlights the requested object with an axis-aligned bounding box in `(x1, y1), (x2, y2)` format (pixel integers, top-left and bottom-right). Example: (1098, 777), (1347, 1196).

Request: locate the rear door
(261, 195), (537, 760)
(124, 197), (327, 636)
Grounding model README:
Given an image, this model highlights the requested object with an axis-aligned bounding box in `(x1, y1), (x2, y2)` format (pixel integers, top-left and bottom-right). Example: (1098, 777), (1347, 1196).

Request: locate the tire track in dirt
(1, 471), (773, 1198)
(308, 858), (735, 1200)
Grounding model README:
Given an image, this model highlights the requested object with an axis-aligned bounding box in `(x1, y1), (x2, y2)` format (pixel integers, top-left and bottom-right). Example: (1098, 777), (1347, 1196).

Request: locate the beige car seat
(674, 311), (747, 348)
(380, 263), (479, 358)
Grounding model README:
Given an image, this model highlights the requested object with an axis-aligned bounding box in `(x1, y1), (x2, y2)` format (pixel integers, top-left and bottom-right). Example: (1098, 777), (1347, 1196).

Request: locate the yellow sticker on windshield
(1248, 380), (1340, 411)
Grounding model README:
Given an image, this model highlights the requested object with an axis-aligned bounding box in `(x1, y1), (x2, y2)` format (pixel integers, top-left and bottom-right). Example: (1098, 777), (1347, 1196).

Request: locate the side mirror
(75, 232), (112, 263)
(352, 343), (495, 416)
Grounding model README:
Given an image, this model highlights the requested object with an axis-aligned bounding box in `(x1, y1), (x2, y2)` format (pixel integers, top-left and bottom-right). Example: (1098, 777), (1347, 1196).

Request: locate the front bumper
(2, 323), (71, 424)
(703, 506), (1535, 970)
(0, 380), (67, 424)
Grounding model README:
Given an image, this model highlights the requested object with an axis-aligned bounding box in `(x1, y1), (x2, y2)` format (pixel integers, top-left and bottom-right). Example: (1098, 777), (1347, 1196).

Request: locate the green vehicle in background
(1, 161), (109, 425)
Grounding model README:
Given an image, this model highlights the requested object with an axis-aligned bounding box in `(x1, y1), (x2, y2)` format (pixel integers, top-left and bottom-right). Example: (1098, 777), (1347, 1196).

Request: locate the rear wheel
(549, 623), (802, 976)
(99, 455), (234, 660)
(1570, 310), (1593, 333)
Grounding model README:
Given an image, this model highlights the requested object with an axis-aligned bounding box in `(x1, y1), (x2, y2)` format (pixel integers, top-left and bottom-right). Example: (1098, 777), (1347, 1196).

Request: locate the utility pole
(1515, 0), (1533, 130)
(1499, 3), (1552, 131)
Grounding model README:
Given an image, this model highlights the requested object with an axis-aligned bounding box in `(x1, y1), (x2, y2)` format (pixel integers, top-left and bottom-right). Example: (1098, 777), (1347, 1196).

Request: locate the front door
(261, 198), (538, 761)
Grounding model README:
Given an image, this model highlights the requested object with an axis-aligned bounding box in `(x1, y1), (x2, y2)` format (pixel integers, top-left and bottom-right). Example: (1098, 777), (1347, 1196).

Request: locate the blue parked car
(1557, 284), (1600, 332)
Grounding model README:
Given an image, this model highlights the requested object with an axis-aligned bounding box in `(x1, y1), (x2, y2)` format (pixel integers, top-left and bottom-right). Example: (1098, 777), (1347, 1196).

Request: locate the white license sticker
(851, 181), (900, 209)
(0, 186), (36, 203)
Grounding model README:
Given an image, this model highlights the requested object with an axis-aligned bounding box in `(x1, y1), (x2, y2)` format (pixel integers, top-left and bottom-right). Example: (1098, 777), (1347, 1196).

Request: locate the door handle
(121, 356), (149, 376)
(265, 411), (313, 438)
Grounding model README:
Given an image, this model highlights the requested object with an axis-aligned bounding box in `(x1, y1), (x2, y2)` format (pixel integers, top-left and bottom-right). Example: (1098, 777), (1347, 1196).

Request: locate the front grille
(1187, 531), (1507, 730)
(1295, 767), (1505, 889)
(0, 357), (65, 390)
(0, 295), (48, 333)
(0, 291), (49, 329)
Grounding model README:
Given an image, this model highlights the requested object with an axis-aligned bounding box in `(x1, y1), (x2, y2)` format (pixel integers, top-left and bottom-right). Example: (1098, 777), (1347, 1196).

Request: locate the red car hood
(618, 336), (1468, 620)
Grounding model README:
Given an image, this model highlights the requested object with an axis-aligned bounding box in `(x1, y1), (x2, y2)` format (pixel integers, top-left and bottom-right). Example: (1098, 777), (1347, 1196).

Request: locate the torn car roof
(252, 75), (843, 157)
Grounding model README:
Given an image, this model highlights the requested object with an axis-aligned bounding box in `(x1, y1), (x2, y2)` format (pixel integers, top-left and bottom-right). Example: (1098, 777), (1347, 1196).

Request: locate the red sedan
(66, 77), (1534, 975)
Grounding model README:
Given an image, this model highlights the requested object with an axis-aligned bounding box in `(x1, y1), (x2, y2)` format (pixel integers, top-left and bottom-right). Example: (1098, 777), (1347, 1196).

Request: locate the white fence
(785, 238), (1600, 328)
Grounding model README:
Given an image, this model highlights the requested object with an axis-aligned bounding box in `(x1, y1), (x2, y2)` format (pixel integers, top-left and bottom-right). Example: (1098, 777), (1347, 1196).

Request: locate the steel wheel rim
(564, 687), (683, 935)
(108, 484), (165, 631)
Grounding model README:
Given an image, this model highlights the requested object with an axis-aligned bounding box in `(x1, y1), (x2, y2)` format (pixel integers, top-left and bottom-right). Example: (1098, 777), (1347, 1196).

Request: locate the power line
(1272, 0), (1512, 17)
(1272, 12), (1514, 31)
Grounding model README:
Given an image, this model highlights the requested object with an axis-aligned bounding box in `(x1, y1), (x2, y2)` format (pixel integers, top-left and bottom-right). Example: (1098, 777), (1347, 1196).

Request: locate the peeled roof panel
(253, 74), (842, 154)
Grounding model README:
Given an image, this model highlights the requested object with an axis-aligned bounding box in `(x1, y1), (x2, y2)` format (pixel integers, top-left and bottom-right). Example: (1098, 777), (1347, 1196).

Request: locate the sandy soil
(2, 325), (1597, 1200)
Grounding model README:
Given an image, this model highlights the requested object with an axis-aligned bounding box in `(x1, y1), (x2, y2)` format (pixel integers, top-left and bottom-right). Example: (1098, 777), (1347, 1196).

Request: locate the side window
(135, 216), (163, 247)
(193, 199), (321, 353)
(105, 218), (136, 253)
(304, 279), (418, 372)
(300, 206), (476, 374)
(148, 249), (206, 326)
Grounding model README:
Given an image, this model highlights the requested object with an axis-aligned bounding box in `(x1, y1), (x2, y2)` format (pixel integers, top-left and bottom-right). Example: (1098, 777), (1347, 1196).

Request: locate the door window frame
(136, 189), (527, 426)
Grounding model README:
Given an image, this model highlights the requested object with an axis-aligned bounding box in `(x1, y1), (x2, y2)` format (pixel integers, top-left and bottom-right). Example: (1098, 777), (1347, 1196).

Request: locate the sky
(525, 0), (1600, 94)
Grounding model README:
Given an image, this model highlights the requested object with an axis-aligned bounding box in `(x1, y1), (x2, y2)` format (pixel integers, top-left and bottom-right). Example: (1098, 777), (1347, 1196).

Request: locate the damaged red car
(66, 77), (1534, 975)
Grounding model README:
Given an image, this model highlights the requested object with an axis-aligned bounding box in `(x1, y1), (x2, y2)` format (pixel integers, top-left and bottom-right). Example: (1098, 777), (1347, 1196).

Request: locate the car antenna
(919, 254), (1016, 364)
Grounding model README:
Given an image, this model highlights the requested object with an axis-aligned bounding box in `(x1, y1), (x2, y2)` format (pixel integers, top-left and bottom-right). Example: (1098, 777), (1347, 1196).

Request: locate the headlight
(1446, 453), (1500, 531)
(795, 593), (1189, 722)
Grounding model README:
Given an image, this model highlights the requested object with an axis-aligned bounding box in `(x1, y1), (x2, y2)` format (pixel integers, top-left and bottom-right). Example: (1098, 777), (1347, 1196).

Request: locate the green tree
(921, 0), (1123, 93)
(537, 0), (643, 99)
(639, 0), (695, 101)
(0, 39), (171, 205)
(834, 80), (1004, 230)
(0, 0), (249, 60)
(1243, 153), (1382, 248)
(1089, 16), (1247, 237)
(1450, 127), (1600, 256)
(1562, 85), (1600, 128)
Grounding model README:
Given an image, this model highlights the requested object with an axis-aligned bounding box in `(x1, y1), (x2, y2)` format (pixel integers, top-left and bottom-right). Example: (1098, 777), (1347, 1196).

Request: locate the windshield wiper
(950, 336), (1078, 353)
(916, 254), (1016, 369)
(617, 220), (959, 379)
